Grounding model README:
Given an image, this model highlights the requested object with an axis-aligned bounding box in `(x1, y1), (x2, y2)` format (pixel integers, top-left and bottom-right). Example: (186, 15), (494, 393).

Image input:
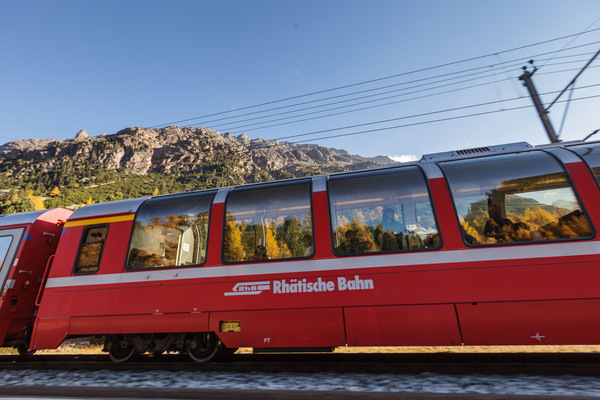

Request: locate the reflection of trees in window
(329, 167), (440, 256)
(75, 226), (107, 274)
(126, 192), (214, 270)
(223, 182), (313, 263)
(442, 151), (593, 246)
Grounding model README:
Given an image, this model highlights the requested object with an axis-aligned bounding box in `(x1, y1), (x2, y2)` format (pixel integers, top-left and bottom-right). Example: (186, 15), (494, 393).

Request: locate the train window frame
(221, 179), (315, 264)
(73, 224), (109, 275)
(567, 142), (600, 189)
(327, 166), (442, 257)
(439, 150), (594, 247)
(124, 190), (216, 271)
(0, 228), (25, 291)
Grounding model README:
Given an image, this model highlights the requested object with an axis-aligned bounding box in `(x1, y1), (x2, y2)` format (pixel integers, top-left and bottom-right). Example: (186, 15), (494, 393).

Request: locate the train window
(0, 236), (14, 268)
(328, 167), (440, 256)
(74, 225), (108, 274)
(223, 181), (313, 263)
(440, 151), (593, 246)
(569, 142), (600, 184)
(126, 191), (215, 270)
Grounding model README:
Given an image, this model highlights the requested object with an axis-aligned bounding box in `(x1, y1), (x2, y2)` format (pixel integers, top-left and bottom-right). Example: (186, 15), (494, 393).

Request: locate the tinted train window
(126, 192), (214, 270)
(440, 151), (592, 246)
(569, 142), (600, 183)
(0, 236), (14, 268)
(74, 225), (107, 274)
(223, 181), (313, 263)
(328, 167), (440, 256)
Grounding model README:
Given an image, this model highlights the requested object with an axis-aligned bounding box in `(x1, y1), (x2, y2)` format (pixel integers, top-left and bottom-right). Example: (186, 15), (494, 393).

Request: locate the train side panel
(30, 142), (600, 353)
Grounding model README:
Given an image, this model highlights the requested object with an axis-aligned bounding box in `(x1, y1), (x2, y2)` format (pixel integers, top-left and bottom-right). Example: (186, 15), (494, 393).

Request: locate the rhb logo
(224, 275), (374, 296)
(224, 281), (270, 296)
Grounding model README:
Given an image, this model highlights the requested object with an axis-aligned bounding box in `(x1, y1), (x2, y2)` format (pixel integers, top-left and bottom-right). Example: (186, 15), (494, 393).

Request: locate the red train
(1, 140), (600, 363)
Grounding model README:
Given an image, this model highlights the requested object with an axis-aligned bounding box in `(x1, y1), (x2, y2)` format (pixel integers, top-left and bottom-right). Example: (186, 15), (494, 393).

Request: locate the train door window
(440, 151), (593, 246)
(0, 228), (24, 290)
(328, 167), (440, 256)
(223, 181), (313, 263)
(126, 191), (215, 270)
(0, 236), (13, 268)
(569, 142), (600, 184)
(74, 225), (108, 274)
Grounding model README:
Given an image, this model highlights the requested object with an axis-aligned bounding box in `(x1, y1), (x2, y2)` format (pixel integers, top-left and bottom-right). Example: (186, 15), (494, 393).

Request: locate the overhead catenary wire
(187, 44), (600, 130)
(219, 64), (600, 135)
(148, 29), (600, 129)
(193, 52), (600, 135)
(241, 85), (600, 147)
(246, 93), (600, 150)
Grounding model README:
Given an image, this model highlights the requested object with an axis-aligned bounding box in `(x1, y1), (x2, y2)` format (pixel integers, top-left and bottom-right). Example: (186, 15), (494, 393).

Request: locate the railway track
(1, 385), (599, 400)
(1, 352), (599, 375)
(1, 353), (599, 398)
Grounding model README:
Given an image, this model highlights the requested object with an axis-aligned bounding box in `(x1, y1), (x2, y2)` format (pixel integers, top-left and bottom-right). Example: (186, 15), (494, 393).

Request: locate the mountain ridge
(0, 126), (394, 210)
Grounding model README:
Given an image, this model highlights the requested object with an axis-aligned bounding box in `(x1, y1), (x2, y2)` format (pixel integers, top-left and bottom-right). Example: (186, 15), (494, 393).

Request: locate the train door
(0, 228), (25, 292)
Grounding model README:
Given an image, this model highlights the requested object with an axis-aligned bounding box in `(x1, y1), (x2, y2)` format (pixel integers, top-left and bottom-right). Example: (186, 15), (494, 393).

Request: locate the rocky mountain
(0, 126), (388, 208)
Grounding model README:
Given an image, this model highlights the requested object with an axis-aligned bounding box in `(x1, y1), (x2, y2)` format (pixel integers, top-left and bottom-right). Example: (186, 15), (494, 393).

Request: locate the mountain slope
(0, 126), (382, 208)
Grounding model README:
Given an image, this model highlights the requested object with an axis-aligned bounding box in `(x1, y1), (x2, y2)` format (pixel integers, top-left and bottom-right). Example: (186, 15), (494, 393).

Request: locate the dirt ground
(23, 343), (600, 355)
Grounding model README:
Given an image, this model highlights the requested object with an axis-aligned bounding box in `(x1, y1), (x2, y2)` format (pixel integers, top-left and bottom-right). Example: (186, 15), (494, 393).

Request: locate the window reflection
(75, 226), (107, 274)
(223, 182), (313, 263)
(328, 167), (440, 256)
(0, 235), (14, 271)
(126, 192), (214, 270)
(441, 151), (592, 246)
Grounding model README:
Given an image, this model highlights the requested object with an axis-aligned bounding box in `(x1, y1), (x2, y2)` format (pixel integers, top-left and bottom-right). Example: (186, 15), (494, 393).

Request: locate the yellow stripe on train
(64, 214), (135, 227)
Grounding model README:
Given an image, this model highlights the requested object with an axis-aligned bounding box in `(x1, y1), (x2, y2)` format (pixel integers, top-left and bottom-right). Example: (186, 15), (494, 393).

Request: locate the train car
(30, 140), (600, 362)
(0, 208), (72, 354)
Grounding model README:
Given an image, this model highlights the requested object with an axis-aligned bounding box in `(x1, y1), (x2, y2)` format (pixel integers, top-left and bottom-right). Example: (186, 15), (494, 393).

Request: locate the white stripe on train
(44, 240), (600, 289)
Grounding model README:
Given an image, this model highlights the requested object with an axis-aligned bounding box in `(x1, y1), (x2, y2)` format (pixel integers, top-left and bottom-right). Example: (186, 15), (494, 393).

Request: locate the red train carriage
(0, 208), (71, 354)
(30, 141), (600, 362)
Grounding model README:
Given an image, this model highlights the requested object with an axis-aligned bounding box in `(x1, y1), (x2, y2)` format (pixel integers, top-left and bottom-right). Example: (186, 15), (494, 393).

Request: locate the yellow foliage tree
(152, 188), (159, 196)
(29, 195), (46, 211)
(85, 196), (94, 205)
(49, 187), (60, 197)
(223, 220), (245, 262)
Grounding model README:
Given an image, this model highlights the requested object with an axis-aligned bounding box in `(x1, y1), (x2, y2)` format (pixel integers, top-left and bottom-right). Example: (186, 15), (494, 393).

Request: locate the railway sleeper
(103, 332), (225, 363)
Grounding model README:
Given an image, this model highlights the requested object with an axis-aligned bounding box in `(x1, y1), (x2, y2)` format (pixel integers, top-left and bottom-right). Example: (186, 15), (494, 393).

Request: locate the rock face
(0, 126), (380, 189)
(75, 130), (89, 139)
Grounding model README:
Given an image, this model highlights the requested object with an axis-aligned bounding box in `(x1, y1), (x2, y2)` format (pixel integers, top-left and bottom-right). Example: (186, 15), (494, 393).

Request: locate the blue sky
(1, 0), (600, 160)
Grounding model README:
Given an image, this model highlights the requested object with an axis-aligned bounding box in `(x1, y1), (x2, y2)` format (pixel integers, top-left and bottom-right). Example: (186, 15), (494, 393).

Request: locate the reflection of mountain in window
(328, 167), (440, 256)
(442, 151), (593, 245)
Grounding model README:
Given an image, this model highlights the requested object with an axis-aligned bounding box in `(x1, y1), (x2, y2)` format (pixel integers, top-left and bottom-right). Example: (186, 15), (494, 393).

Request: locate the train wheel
(186, 333), (222, 363)
(108, 340), (136, 363)
(17, 340), (36, 357)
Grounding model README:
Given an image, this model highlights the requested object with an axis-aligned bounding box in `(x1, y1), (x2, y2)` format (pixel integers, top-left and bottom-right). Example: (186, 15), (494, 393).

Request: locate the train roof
(62, 139), (599, 221)
(0, 209), (50, 227)
(68, 197), (149, 220)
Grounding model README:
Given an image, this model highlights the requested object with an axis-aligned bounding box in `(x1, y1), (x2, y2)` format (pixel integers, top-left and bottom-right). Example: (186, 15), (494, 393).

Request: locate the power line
(148, 28), (600, 128)
(218, 63), (600, 135)
(245, 85), (600, 147)
(260, 93), (600, 148)
(191, 43), (600, 129)
(199, 49), (600, 133)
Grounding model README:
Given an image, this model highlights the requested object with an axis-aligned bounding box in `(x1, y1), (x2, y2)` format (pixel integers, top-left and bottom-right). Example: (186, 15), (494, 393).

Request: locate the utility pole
(519, 63), (560, 143)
